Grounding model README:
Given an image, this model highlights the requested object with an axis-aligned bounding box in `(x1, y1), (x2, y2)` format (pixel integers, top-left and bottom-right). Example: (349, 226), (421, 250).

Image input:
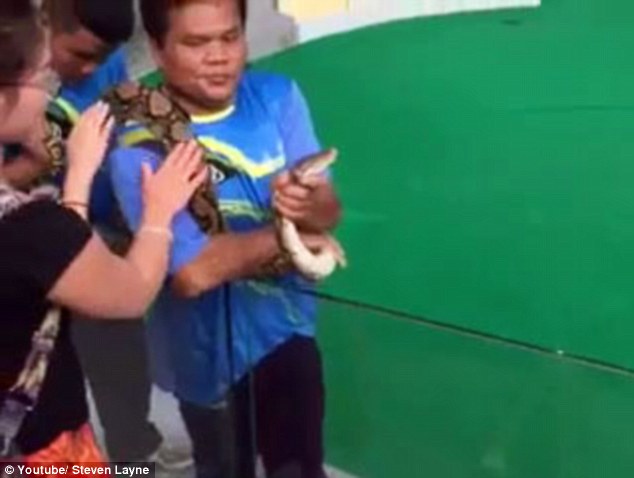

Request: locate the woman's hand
(66, 101), (114, 183)
(62, 102), (114, 217)
(141, 140), (208, 227)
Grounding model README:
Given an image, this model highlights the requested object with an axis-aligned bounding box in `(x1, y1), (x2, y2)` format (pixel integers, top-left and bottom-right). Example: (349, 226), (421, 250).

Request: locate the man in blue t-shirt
(1, 0), (187, 469)
(109, 0), (343, 477)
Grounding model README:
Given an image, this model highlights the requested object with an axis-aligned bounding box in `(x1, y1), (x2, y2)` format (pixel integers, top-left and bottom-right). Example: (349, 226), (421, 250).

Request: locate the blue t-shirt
(109, 70), (327, 405)
(50, 48), (128, 224)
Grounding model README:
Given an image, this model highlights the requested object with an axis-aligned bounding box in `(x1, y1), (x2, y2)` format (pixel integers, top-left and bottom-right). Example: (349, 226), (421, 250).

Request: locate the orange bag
(20, 423), (110, 478)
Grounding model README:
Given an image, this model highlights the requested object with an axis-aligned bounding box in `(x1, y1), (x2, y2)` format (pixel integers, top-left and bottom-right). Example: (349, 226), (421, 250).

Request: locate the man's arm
(170, 226), (284, 298)
(171, 224), (338, 297)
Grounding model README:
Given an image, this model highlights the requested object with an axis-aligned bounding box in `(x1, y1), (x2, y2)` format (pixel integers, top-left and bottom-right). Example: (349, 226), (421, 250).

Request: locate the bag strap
(0, 308), (62, 458)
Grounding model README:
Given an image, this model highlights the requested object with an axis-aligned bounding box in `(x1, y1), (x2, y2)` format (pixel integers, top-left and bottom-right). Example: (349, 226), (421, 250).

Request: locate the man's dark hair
(46, 0), (134, 46)
(0, 0), (44, 85)
(140, 0), (247, 46)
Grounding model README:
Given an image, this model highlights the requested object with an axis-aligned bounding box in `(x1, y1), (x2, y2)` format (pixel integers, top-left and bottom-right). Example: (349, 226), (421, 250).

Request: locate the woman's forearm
(56, 168), (174, 317)
(121, 210), (175, 308)
(61, 170), (92, 219)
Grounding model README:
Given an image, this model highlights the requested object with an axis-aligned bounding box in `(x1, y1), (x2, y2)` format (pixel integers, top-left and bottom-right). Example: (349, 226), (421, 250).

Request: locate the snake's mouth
(293, 149), (338, 179)
(319, 149), (338, 169)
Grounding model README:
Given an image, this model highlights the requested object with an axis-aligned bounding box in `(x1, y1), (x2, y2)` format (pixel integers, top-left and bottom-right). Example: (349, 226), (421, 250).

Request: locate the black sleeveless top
(0, 200), (91, 454)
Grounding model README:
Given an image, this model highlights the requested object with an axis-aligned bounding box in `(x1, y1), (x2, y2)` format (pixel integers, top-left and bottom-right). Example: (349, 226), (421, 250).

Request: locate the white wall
(423, 0), (540, 15)
(296, 0), (541, 45)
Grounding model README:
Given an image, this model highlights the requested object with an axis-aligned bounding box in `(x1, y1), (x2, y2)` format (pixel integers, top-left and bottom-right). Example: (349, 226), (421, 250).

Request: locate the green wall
(318, 302), (634, 477)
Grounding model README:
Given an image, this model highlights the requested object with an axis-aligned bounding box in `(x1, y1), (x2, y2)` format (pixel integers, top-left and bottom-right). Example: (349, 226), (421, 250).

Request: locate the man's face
(50, 26), (112, 83)
(153, 0), (247, 111)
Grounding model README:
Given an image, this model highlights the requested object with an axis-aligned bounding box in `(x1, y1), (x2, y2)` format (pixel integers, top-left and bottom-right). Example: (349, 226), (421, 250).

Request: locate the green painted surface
(254, 0), (634, 368)
(318, 302), (634, 477)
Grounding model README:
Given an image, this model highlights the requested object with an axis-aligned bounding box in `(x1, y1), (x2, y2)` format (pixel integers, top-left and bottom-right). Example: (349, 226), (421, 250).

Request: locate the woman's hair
(0, 0), (45, 85)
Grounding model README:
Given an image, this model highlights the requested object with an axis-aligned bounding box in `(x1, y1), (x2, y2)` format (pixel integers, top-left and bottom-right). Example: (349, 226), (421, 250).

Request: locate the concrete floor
(88, 386), (357, 478)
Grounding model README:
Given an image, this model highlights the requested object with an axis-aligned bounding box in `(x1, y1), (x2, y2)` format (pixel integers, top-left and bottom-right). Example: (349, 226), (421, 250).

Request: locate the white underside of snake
(278, 149), (347, 281)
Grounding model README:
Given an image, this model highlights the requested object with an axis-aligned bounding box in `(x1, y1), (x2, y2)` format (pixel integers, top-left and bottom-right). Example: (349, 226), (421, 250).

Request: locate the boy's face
(50, 26), (112, 83)
(152, 0), (247, 112)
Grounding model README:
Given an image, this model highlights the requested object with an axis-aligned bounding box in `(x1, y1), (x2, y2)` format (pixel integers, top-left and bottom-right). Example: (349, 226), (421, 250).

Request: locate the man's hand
(272, 169), (341, 232)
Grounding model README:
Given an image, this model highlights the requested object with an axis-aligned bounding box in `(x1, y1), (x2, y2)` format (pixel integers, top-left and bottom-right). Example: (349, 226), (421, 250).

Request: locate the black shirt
(0, 200), (92, 454)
